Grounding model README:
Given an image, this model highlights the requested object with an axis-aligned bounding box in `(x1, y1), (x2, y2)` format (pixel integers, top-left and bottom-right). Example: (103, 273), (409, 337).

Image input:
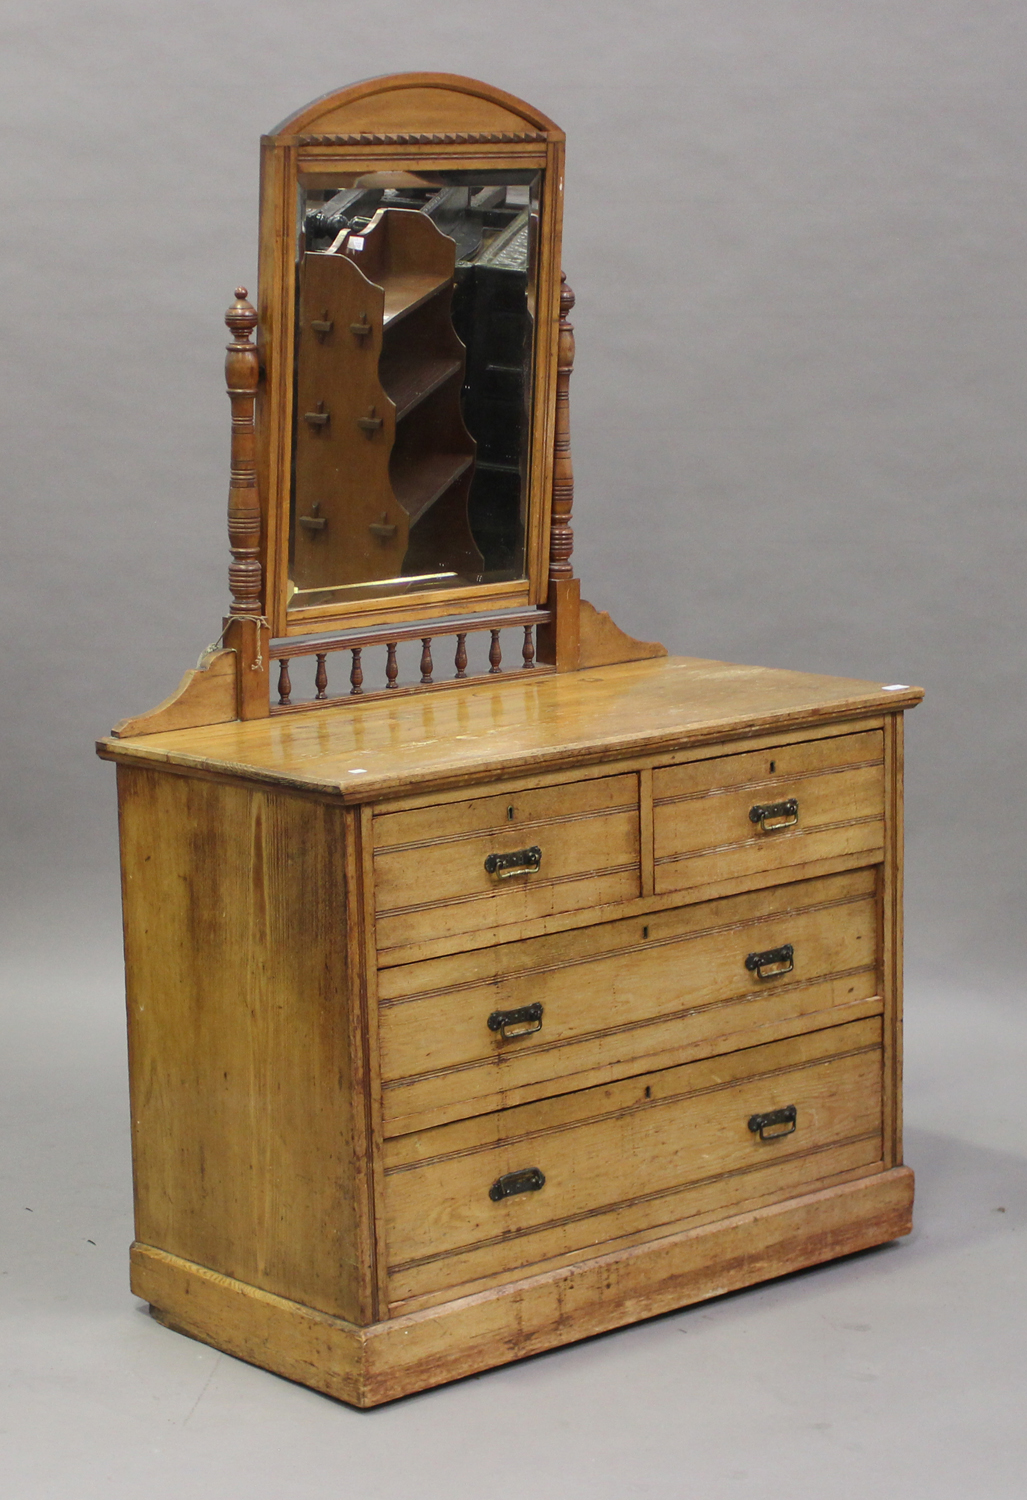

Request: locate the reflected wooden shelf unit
(99, 73), (922, 1409)
(293, 208), (477, 594)
(381, 351), (463, 419)
(392, 451), (473, 525)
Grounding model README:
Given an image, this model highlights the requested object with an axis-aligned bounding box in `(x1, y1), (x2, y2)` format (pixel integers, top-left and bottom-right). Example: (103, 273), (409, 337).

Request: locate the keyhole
(644, 1085), (652, 1099)
(769, 761), (776, 773)
(507, 806), (515, 820)
(642, 925), (649, 939)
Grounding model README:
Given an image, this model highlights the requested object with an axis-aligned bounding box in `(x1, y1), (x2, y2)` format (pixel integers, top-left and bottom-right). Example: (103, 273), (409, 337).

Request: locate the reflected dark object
(453, 262), (529, 576)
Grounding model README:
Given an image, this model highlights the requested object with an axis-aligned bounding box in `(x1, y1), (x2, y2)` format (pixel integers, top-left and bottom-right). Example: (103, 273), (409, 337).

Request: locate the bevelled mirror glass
(290, 169), (540, 612)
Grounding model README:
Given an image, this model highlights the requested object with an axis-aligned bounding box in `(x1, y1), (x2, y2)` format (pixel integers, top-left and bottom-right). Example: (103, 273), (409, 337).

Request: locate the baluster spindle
(549, 275), (576, 585)
(420, 638), (434, 684)
(277, 658), (292, 706)
(315, 652), (329, 699)
(522, 625), (535, 669)
(385, 642), (399, 689)
(489, 629), (503, 674)
(454, 633), (468, 679)
(350, 647), (363, 695)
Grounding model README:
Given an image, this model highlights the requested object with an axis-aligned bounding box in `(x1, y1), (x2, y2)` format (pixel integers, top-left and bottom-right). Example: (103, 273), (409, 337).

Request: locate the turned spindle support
(538, 274), (580, 671)
(385, 643), (399, 689)
(222, 287), (269, 718)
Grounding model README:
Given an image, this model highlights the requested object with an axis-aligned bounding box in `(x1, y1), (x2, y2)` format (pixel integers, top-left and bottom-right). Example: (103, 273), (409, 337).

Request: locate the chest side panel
(118, 766), (374, 1323)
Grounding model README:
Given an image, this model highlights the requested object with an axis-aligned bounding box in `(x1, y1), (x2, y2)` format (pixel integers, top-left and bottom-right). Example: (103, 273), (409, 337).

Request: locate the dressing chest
(98, 74), (921, 1406)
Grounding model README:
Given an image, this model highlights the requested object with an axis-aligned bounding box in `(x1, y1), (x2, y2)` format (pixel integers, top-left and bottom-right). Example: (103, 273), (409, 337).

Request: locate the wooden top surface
(97, 656), (922, 803)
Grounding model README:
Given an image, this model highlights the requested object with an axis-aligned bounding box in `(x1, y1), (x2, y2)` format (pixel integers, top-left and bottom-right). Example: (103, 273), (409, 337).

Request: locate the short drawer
(379, 868), (880, 1134)
(384, 1017), (884, 1305)
(653, 730), (885, 898)
(373, 773), (640, 955)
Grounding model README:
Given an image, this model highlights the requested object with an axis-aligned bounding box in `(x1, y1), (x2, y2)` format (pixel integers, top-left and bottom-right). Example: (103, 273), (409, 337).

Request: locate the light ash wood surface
(108, 651), (919, 1401)
(118, 767), (377, 1324)
(378, 867), (880, 1134)
(131, 1167), (914, 1407)
(383, 1018), (883, 1303)
(98, 655), (922, 799)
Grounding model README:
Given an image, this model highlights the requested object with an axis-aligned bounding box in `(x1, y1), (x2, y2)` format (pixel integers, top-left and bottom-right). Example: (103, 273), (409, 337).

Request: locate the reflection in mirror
(289, 170), (541, 612)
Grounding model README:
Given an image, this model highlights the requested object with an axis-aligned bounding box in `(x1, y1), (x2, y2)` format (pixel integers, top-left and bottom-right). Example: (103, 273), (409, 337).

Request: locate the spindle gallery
(98, 74), (922, 1407)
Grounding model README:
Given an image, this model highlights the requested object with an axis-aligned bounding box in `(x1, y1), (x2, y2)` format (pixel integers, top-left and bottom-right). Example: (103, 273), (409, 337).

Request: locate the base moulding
(131, 1165), (914, 1408)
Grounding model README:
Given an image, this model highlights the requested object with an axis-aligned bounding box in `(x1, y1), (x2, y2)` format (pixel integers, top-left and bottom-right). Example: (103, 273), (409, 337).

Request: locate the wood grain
(103, 72), (921, 1409)
(383, 1018), (882, 1300)
(379, 868), (880, 1132)
(882, 711), (905, 1166)
(98, 655), (923, 805)
(653, 729), (885, 897)
(373, 772), (640, 951)
(117, 766), (375, 1324)
(110, 650), (238, 739)
(271, 75), (564, 142)
(131, 1166), (913, 1407)
(578, 597), (668, 668)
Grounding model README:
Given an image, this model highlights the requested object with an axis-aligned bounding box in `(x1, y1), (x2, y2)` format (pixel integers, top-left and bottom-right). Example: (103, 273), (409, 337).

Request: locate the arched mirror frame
(108, 74), (665, 738)
(257, 73), (566, 639)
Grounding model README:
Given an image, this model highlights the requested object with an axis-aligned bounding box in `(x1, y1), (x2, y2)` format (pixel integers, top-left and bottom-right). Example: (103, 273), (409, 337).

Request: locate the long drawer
(378, 868), (880, 1134)
(653, 729), (885, 898)
(384, 1017), (884, 1304)
(373, 773), (640, 954)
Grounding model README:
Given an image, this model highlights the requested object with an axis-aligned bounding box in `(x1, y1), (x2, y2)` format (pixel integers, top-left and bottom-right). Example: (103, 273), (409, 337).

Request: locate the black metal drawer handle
(489, 1167), (545, 1202)
(749, 797), (799, 831)
(484, 845), (542, 879)
(748, 1105), (797, 1141)
(488, 1001), (543, 1038)
(745, 943), (795, 980)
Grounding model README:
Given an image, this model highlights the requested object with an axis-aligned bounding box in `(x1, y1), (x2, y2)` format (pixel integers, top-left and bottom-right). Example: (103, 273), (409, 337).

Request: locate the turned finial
(226, 288), (258, 343)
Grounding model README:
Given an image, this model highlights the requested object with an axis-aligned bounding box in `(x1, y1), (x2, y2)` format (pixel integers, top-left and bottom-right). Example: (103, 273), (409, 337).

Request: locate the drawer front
(653, 730), (885, 897)
(374, 773), (640, 954)
(384, 1017), (883, 1303)
(379, 868), (880, 1134)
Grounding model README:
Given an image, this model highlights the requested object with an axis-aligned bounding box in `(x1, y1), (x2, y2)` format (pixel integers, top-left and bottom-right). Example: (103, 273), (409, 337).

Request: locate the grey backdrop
(2, 3), (1025, 1497)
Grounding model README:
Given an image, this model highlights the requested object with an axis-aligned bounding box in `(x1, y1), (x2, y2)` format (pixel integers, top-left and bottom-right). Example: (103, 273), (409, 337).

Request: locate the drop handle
(484, 845), (542, 879)
(357, 408), (383, 434)
(488, 1002), (543, 1039)
(489, 1167), (546, 1202)
(749, 797), (799, 831)
(748, 1105), (797, 1142)
(745, 943), (794, 980)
